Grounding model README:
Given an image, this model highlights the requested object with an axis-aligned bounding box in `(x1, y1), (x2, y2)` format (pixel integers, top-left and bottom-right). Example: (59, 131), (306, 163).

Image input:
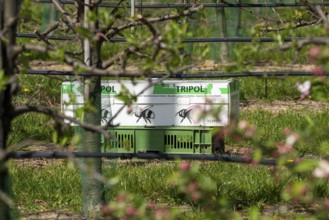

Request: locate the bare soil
(241, 99), (329, 114)
(29, 60), (316, 72)
(22, 212), (82, 220)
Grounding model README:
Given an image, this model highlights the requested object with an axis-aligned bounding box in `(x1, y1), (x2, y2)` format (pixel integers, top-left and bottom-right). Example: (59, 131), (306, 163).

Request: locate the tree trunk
(216, 6), (229, 63)
(0, 0), (18, 219)
(79, 1), (104, 218)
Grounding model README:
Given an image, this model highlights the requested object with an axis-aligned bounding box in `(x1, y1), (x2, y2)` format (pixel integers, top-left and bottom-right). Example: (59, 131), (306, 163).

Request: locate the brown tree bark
(79, 1), (104, 218)
(0, 0), (18, 219)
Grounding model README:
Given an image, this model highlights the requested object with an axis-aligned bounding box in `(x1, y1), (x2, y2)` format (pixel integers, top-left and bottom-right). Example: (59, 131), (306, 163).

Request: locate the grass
(9, 160), (301, 215)
(10, 161), (81, 213)
(239, 77), (300, 101)
(9, 159), (329, 218)
(228, 108), (329, 155)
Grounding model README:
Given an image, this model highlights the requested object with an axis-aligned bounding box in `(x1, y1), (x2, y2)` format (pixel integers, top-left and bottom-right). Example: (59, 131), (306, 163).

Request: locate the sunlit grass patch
(10, 160), (298, 215)
(228, 108), (329, 155)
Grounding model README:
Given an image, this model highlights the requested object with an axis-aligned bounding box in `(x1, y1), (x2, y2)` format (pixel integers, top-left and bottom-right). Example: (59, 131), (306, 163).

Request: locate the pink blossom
(126, 106), (133, 114)
(238, 120), (248, 130)
(277, 132), (299, 155)
(251, 160), (259, 166)
(242, 151), (251, 163)
(125, 205), (138, 216)
(283, 128), (292, 136)
(245, 130), (254, 138)
(277, 142), (293, 155)
(205, 98), (213, 105)
(308, 47), (321, 63)
(146, 202), (156, 210)
(234, 134), (242, 142)
(324, 198), (329, 209)
(296, 81), (311, 99)
(191, 192), (201, 201)
(180, 161), (191, 172)
(101, 204), (111, 215)
(311, 66), (325, 76)
(155, 209), (170, 218)
(185, 182), (199, 193)
(245, 125), (257, 138)
(286, 133), (299, 146)
(313, 160), (329, 179)
(190, 105), (203, 123)
(116, 193), (127, 203)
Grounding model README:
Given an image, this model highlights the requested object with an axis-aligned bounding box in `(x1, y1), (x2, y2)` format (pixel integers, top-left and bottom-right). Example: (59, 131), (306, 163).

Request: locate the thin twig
(315, 5), (329, 30)
(51, 0), (76, 32)
(105, 4), (202, 39)
(280, 37), (329, 51)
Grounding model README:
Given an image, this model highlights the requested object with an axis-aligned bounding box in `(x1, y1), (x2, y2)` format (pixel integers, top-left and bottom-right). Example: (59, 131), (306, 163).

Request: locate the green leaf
(294, 160), (318, 173)
(76, 27), (93, 40)
(248, 206), (260, 220)
(252, 149), (262, 162)
(87, 10), (98, 23)
(52, 131), (58, 144)
(0, 70), (7, 91)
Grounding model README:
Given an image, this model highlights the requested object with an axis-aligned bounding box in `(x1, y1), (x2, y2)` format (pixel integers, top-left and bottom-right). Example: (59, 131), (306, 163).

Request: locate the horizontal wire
(32, 1), (329, 8)
(6, 151), (281, 166)
(25, 69), (328, 78)
(17, 33), (324, 43)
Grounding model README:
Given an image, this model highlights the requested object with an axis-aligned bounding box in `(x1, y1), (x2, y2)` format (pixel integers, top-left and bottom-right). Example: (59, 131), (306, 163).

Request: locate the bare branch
(0, 190), (15, 210)
(34, 30), (51, 45)
(138, 16), (159, 37)
(105, 4), (203, 39)
(14, 44), (147, 77)
(102, 36), (152, 69)
(261, 20), (319, 34)
(41, 21), (61, 37)
(258, 0), (328, 34)
(301, 0), (321, 20)
(280, 37), (329, 51)
(74, 0), (94, 7)
(51, 0), (76, 32)
(109, 0), (125, 16)
(315, 5), (329, 30)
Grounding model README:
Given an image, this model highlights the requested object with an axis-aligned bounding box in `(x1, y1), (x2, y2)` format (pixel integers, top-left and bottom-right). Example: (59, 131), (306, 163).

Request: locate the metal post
(216, 3), (229, 63)
(264, 77), (268, 99)
(131, 0), (135, 32)
(131, 0), (135, 17)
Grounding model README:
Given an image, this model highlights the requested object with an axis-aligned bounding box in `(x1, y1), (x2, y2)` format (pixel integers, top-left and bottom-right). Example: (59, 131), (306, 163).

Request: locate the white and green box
(61, 79), (239, 127)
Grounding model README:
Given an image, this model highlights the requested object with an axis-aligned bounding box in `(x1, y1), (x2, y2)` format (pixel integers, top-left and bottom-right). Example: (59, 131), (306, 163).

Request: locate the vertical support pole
(79, 0), (104, 218)
(0, 0), (18, 219)
(183, 0), (193, 57)
(264, 77), (268, 99)
(211, 0), (241, 63)
(131, 0), (135, 17)
(216, 5), (229, 63)
(131, 0), (135, 32)
(41, 2), (59, 32)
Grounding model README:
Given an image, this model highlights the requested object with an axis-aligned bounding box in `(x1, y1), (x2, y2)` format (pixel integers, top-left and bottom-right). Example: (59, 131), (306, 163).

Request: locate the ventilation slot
(109, 132), (134, 150)
(164, 134), (193, 151)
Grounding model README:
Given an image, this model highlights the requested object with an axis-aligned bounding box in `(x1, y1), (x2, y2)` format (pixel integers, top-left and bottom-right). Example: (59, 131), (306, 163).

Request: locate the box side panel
(229, 80), (240, 121)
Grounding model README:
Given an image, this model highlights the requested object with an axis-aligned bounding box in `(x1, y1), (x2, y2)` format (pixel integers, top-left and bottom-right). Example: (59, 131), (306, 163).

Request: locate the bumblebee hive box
(61, 79), (239, 127)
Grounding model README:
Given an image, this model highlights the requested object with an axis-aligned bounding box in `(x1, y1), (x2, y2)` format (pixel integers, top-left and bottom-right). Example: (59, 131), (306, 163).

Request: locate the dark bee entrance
(212, 135), (225, 154)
